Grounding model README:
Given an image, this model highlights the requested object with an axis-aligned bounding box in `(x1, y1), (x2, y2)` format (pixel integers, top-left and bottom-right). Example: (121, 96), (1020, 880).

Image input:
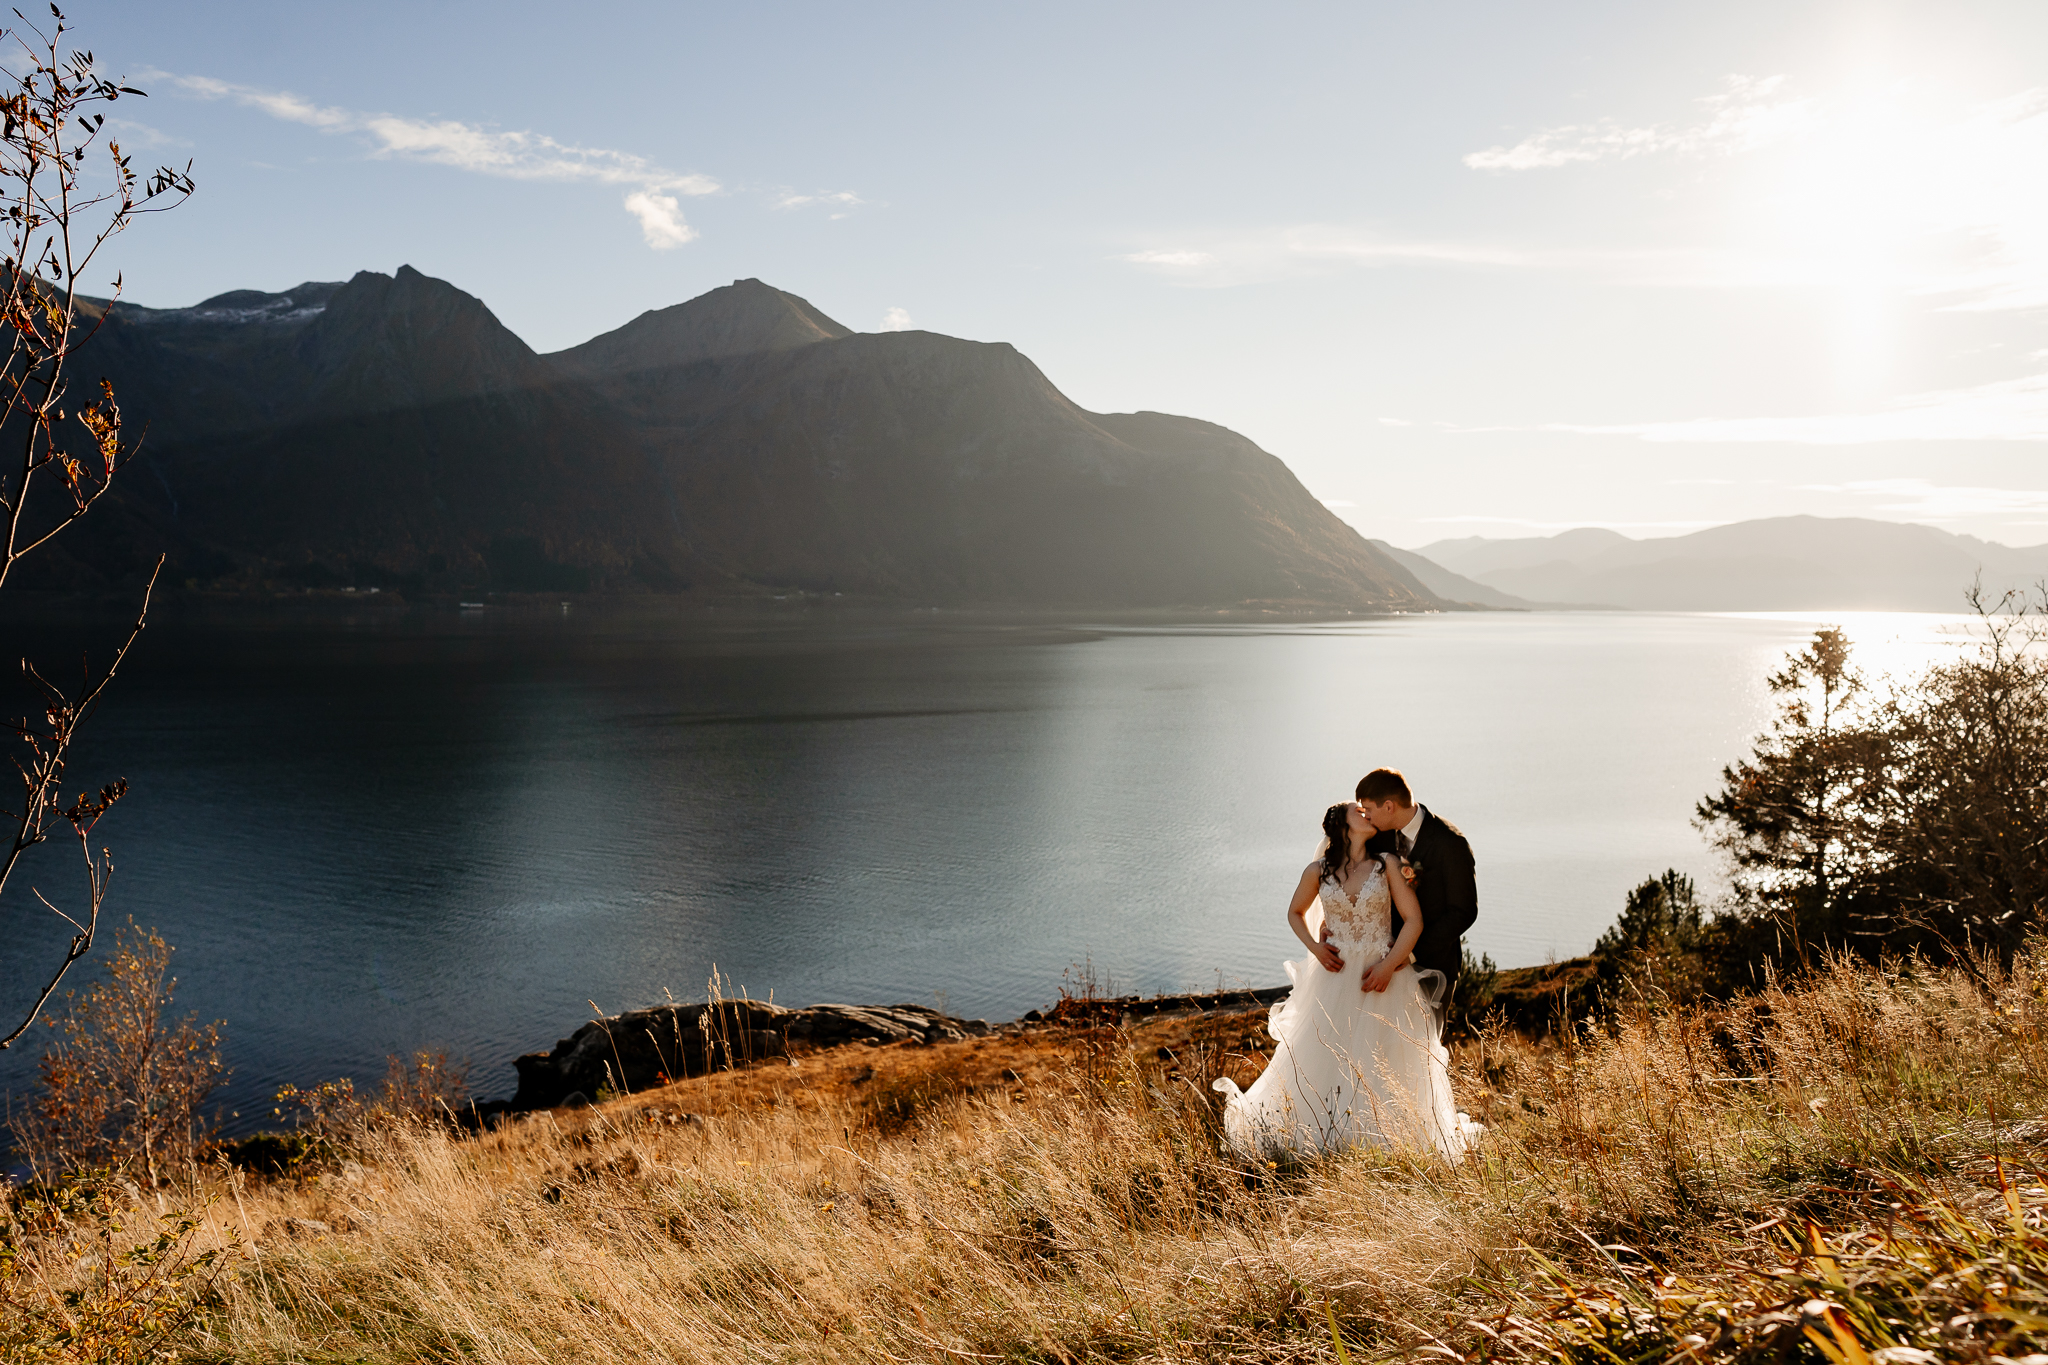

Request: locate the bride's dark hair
(1319, 803), (1360, 884)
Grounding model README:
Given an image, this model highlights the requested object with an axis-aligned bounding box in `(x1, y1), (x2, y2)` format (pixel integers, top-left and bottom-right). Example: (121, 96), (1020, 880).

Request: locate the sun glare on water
(1721, 609), (1993, 683)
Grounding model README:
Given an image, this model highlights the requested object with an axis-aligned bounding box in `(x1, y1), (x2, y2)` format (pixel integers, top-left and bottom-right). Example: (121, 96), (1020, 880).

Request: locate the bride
(1213, 801), (1480, 1158)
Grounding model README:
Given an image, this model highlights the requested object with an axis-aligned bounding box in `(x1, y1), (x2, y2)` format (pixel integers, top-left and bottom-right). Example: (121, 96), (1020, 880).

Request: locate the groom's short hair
(1356, 769), (1411, 806)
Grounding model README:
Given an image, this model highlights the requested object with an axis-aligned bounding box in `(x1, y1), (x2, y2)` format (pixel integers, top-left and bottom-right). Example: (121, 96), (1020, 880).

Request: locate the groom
(1357, 768), (1476, 1037)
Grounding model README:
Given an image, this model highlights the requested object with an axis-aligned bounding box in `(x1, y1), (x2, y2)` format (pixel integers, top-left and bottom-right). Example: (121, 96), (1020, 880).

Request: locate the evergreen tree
(1695, 628), (1886, 962)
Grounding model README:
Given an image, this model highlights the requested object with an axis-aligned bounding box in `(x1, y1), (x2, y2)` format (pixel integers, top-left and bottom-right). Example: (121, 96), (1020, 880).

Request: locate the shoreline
(0, 586), (1485, 631)
(422, 958), (1599, 1132)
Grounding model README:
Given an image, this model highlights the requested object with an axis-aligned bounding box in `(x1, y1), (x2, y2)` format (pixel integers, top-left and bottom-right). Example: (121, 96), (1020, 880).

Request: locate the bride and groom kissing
(1214, 768), (1484, 1159)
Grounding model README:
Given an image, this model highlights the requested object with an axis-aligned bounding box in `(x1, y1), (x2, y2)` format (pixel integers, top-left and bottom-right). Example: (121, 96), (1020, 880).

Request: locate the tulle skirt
(1214, 937), (1481, 1159)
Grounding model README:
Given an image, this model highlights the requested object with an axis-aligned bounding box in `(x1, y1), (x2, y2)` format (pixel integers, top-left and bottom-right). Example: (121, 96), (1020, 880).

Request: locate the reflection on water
(0, 607), (1978, 1128)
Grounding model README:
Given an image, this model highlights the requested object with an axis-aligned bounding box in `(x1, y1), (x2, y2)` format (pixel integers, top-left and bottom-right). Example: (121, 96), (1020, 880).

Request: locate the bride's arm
(1288, 863), (1344, 973)
(1362, 852), (1424, 993)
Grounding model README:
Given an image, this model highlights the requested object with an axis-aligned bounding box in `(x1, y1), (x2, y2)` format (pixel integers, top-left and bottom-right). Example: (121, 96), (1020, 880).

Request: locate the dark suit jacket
(1367, 807), (1477, 983)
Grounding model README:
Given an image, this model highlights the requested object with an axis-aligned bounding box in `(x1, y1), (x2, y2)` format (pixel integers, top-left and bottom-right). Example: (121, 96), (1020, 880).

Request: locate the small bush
(375, 1048), (470, 1121)
(7, 923), (225, 1186)
(1593, 869), (1713, 1015)
(1448, 944), (1500, 1040)
(0, 1169), (222, 1364)
(255, 1049), (471, 1178)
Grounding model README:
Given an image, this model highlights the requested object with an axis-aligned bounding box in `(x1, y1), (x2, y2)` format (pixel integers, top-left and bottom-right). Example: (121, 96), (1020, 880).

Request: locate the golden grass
(8, 945), (2047, 1363)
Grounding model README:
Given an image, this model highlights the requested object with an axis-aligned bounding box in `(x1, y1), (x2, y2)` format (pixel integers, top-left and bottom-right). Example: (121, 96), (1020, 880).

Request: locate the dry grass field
(6, 946), (2046, 1363)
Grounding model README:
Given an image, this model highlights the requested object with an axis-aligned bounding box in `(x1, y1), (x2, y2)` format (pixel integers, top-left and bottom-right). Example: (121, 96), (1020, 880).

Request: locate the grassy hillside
(8, 946), (2043, 1362)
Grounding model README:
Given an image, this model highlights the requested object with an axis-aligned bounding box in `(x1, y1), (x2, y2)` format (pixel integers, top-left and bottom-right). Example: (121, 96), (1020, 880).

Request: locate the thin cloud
(155, 71), (718, 245)
(1122, 78), (2048, 312)
(1465, 78), (2048, 313)
(1899, 88), (2048, 312)
(106, 116), (186, 150)
(1548, 372), (2048, 444)
(1290, 232), (1532, 267)
(168, 74), (353, 130)
(1795, 478), (2048, 521)
(1120, 249), (1217, 268)
(1377, 414), (1520, 434)
(1114, 225), (2022, 298)
(1118, 232), (1794, 290)
(778, 190), (863, 214)
(361, 116), (716, 191)
(1464, 74), (1813, 171)
(880, 307), (914, 332)
(1117, 228), (1533, 286)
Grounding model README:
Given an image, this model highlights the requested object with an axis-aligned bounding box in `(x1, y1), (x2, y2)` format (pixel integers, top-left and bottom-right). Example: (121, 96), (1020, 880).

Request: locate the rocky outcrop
(509, 999), (995, 1110)
(1026, 985), (1293, 1028)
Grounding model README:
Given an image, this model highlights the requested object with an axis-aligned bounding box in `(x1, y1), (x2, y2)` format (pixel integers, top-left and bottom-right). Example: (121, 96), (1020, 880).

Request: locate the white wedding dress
(1214, 861), (1481, 1159)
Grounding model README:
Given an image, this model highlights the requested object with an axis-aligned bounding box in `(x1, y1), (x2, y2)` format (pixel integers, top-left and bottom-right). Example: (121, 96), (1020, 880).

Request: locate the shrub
(1447, 944), (1499, 1039)
(1866, 589), (2048, 962)
(1594, 869), (1713, 1010)
(374, 1048), (470, 1122)
(254, 1049), (472, 1178)
(0, 1170), (221, 1364)
(7, 923), (224, 1186)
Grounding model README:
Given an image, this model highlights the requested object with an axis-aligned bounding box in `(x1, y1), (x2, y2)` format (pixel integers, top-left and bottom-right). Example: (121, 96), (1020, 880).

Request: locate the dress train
(1213, 863), (1481, 1158)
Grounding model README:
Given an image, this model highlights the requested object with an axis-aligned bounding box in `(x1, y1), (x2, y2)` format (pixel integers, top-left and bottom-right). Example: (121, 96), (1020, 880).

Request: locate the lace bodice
(1319, 864), (1393, 957)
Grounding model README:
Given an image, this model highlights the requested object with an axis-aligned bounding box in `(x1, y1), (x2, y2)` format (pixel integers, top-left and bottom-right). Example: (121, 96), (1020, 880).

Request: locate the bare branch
(0, 8), (190, 1040)
(0, 553), (159, 1049)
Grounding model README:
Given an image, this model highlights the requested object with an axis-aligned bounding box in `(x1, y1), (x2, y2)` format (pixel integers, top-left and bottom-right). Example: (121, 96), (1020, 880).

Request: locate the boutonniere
(1398, 857), (1420, 886)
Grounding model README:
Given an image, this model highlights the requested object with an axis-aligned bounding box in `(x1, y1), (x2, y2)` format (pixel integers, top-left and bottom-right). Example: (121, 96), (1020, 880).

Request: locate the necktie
(1397, 831), (1413, 860)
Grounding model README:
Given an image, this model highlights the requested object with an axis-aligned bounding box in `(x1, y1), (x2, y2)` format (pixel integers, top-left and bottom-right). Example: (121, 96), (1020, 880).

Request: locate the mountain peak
(550, 278), (852, 376)
(293, 265), (541, 413)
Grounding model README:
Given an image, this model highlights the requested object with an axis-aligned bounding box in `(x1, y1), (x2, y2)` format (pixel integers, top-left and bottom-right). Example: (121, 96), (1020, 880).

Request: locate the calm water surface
(0, 608), (1973, 1127)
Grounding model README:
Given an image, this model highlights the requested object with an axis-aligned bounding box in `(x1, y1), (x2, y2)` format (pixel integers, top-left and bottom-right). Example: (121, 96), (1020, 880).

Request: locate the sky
(54, 0), (2048, 550)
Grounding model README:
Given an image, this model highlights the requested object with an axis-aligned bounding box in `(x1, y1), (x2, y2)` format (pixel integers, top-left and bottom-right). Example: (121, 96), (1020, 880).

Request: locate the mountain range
(21, 268), (1438, 612)
(1416, 518), (2048, 612)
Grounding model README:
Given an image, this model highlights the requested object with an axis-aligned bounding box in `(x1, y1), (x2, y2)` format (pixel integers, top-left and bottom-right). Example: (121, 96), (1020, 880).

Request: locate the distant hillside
(1365, 541), (1538, 609)
(1417, 517), (2048, 612)
(24, 271), (1441, 612)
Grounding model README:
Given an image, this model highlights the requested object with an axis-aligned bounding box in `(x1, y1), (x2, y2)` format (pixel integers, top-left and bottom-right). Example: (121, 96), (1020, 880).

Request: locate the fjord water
(0, 609), (1970, 1128)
